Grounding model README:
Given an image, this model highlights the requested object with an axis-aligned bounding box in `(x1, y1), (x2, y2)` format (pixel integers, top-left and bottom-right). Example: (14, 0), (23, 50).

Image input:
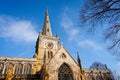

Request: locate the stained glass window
(58, 63), (73, 80)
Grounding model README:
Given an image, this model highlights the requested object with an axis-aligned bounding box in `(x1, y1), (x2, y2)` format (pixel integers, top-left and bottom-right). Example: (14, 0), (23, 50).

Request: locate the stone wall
(83, 68), (114, 80)
(0, 57), (37, 75)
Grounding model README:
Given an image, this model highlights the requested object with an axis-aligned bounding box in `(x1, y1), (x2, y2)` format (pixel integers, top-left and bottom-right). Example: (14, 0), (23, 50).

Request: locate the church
(0, 10), (114, 80)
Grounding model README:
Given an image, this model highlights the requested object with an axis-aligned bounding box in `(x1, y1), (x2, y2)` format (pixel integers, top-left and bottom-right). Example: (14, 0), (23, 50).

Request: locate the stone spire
(42, 9), (52, 37)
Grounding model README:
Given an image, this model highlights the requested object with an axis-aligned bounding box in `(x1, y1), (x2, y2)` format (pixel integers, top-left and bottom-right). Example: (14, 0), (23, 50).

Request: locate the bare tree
(80, 0), (120, 59)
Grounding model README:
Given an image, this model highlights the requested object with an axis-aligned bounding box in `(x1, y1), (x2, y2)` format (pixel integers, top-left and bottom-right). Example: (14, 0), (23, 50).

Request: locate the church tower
(0, 9), (114, 80)
(33, 9), (60, 71)
(32, 9), (86, 80)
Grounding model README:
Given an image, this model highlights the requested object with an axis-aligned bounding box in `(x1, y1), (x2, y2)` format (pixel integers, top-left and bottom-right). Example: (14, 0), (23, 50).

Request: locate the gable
(47, 46), (80, 72)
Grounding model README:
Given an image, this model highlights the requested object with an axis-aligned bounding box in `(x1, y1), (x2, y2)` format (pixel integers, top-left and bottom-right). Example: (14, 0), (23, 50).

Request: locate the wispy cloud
(60, 10), (73, 29)
(60, 7), (102, 51)
(60, 7), (79, 41)
(0, 15), (38, 43)
(78, 40), (102, 50)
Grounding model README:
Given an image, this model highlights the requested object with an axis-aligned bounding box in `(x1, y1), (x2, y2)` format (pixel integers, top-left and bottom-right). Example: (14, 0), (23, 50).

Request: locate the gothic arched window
(61, 53), (66, 59)
(96, 74), (103, 80)
(0, 63), (4, 74)
(103, 73), (112, 80)
(4, 64), (8, 74)
(15, 64), (23, 74)
(24, 64), (31, 74)
(5, 63), (14, 74)
(48, 51), (53, 59)
(58, 63), (73, 80)
(86, 73), (95, 80)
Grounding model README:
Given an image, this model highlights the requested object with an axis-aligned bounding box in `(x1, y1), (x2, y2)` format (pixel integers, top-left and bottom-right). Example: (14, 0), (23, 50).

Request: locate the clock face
(46, 42), (54, 49)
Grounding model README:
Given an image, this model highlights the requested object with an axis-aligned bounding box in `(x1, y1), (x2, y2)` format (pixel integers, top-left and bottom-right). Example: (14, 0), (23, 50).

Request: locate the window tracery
(5, 63), (14, 74)
(14, 64), (23, 74)
(58, 63), (73, 80)
(24, 64), (31, 74)
(86, 74), (95, 80)
(48, 51), (53, 59)
(61, 53), (66, 59)
(96, 74), (103, 80)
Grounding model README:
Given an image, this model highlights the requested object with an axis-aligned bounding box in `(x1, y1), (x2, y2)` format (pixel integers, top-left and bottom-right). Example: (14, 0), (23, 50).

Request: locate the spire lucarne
(42, 9), (52, 37)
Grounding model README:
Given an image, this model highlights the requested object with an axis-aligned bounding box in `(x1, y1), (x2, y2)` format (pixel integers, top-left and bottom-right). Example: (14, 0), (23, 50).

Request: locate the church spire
(42, 9), (52, 37)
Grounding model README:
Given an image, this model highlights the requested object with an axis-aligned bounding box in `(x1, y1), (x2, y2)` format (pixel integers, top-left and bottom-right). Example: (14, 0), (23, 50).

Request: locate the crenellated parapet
(83, 68), (114, 80)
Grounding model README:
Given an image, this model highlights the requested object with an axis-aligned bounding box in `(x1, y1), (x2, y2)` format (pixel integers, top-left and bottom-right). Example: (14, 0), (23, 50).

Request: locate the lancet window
(48, 51), (53, 59)
(24, 64), (31, 74)
(14, 64), (23, 74)
(4, 63), (14, 74)
(0, 63), (4, 74)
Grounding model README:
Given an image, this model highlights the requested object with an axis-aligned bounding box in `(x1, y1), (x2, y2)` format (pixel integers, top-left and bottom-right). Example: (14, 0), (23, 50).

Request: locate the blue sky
(0, 0), (119, 71)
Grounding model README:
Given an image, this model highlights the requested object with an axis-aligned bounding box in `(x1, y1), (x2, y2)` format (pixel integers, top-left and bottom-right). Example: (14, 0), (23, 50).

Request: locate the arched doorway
(58, 63), (73, 80)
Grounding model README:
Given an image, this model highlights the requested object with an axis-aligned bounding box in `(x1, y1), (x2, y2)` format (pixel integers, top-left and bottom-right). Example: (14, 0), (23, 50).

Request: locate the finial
(104, 64), (108, 69)
(39, 30), (42, 35)
(46, 8), (48, 16)
(56, 32), (59, 38)
(77, 52), (79, 55)
(77, 52), (81, 59)
(77, 52), (81, 64)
